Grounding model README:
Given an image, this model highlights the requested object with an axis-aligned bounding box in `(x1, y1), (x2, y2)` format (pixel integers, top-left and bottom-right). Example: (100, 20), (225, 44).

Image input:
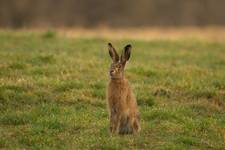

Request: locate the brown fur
(107, 43), (141, 134)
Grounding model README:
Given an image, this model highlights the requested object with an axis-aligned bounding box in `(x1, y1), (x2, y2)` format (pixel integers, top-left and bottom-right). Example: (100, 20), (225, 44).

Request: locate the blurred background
(0, 0), (225, 28)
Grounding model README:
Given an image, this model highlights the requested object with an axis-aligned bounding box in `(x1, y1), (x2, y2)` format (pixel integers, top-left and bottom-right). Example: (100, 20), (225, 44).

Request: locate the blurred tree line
(0, 0), (225, 28)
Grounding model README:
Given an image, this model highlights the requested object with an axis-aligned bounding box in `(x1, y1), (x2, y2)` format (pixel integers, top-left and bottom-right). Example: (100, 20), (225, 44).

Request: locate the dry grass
(2, 26), (225, 41)
(59, 27), (225, 42)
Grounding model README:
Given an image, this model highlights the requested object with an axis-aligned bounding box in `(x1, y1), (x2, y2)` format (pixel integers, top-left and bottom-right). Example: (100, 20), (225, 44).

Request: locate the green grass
(0, 30), (225, 149)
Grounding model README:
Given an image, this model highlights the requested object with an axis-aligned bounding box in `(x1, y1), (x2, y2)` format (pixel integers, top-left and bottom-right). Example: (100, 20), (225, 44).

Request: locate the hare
(107, 43), (141, 134)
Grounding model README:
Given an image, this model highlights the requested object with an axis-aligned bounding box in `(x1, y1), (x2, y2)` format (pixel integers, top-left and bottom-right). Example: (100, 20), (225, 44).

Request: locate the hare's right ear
(108, 43), (119, 62)
(121, 44), (131, 64)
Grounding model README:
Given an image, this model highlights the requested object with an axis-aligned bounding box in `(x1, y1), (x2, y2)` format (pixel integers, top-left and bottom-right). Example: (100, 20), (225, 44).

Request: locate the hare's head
(108, 43), (131, 79)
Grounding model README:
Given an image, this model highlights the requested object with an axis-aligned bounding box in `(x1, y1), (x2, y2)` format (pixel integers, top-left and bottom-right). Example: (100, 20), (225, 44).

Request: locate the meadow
(0, 30), (224, 149)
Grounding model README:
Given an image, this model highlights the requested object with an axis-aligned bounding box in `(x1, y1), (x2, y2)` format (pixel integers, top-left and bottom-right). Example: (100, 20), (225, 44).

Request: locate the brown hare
(107, 43), (141, 134)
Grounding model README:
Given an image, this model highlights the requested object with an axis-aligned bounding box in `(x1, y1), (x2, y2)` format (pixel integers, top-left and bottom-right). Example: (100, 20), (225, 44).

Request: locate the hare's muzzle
(110, 70), (115, 76)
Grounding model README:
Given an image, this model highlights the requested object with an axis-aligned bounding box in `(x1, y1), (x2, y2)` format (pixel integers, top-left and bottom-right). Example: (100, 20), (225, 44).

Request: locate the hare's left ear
(108, 43), (119, 62)
(121, 44), (131, 63)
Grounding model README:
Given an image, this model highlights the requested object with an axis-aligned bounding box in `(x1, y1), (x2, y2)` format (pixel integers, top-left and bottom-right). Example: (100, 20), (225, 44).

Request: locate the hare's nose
(110, 70), (115, 75)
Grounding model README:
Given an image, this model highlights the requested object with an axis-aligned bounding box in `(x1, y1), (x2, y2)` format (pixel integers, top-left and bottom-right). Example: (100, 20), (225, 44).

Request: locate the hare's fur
(107, 43), (140, 134)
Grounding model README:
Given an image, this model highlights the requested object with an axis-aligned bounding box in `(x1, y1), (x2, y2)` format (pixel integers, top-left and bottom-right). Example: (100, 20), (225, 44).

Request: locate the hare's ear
(108, 43), (119, 62)
(121, 44), (131, 63)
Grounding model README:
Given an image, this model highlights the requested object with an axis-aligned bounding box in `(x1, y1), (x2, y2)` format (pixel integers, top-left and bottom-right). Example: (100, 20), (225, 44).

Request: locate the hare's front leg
(109, 108), (119, 133)
(110, 109), (120, 133)
(109, 114), (115, 133)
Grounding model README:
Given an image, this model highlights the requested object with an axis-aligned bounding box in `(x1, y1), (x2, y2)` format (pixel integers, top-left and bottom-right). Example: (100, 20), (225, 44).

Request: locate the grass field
(0, 30), (225, 149)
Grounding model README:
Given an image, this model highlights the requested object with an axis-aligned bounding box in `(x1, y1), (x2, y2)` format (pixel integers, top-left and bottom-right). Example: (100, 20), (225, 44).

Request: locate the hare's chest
(108, 82), (128, 102)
